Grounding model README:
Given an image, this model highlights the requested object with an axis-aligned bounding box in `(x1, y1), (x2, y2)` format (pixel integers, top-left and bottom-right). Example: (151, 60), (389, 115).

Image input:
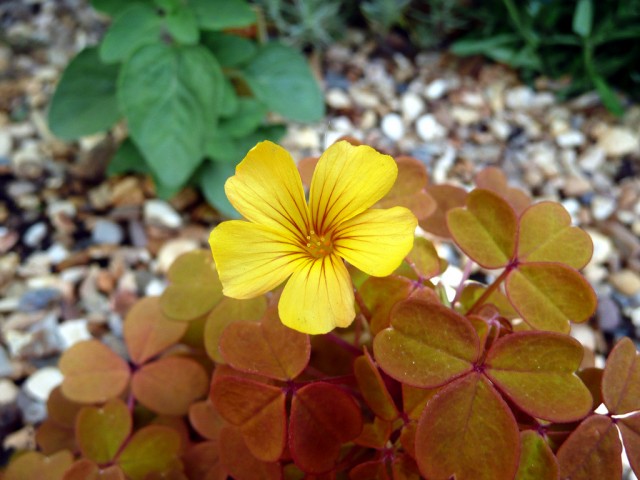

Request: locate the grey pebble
(92, 219), (124, 245)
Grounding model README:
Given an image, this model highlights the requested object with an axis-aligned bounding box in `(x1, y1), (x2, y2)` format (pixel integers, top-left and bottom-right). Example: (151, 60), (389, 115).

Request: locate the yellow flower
(208, 140), (417, 334)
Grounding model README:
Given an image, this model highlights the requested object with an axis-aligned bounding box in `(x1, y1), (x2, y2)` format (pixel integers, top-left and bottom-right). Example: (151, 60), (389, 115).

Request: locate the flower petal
(309, 141), (397, 234)
(209, 220), (307, 299)
(226, 141), (310, 244)
(333, 207), (417, 276)
(279, 255), (355, 334)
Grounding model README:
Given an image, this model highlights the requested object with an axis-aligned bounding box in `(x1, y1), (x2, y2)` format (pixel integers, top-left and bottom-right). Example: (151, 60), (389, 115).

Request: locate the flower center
(304, 230), (333, 258)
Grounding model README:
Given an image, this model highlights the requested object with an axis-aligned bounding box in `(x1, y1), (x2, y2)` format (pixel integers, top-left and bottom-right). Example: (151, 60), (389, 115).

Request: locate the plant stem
(353, 285), (372, 321)
(467, 267), (511, 315)
(326, 332), (362, 356)
(452, 259), (474, 306)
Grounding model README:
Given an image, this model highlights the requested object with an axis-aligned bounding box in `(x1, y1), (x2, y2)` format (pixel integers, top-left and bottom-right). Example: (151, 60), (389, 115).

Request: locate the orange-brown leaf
(59, 340), (130, 404)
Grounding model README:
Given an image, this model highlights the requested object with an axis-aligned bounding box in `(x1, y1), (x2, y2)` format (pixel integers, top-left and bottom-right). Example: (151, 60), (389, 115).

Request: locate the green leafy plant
(47, 0), (325, 216)
(253, 0), (347, 48)
(3, 144), (639, 480)
(360, 0), (412, 34)
(451, 0), (640, 115)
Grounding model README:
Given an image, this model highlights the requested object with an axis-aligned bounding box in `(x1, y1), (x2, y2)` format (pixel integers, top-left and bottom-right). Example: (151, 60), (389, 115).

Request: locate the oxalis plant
(4, 140), (640, 480)
(47, 0), (324, 216)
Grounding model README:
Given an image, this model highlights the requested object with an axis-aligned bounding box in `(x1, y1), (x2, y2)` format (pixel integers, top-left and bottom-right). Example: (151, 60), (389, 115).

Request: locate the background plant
(48, 0), (325, 216)
(2, 151), (638, 479)
(451, 0), (640, 115)
(253, 0), (347, 48)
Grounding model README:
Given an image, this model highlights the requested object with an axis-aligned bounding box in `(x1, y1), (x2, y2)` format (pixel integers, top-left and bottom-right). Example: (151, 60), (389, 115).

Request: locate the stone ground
(0, 0), (639, 476)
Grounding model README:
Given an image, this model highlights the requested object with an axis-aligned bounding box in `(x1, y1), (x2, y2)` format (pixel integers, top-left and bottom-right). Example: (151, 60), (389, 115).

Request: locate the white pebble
(23, 222), (47, 248)
(23, 367), (63, 402)
(570, 324), (596, 351)
(144, 199), (183, 229)
(579, 147), (605, 172)
(0, 379), (18, 405)
(591, 196), (616, 220)
(416, 114), (446, 141)
(556, 130), (585, 148)
(46, 243), (69, 265)
(326, 88), (352, 109)
(0, 131), (11, 157)
(156, 238), (199, 273)
(381, 113), (405, 141)
(424, 79), (448, 100)
(586, 229), (613, 264)
(46, 200), (76, 219)
(597, 127), (639, 156)
(401, 92), (425, 122)
(145, 278), (166, 296)
(58, 319), (92, 349)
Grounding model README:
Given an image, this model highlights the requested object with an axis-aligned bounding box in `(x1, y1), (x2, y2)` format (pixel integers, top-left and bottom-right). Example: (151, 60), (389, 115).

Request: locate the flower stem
(353, 285), (372, 321)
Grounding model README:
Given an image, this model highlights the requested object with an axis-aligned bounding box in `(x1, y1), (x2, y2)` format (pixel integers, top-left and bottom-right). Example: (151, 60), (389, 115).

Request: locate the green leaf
(573, 0), (593, 38)
(447, 189), (518, 269)
(373, 299), (479, 388)
(219, 78), (239, 117)
(515, 431), (558, 480)
(154, 0), (181, 13)
(593, 75), (624, 117)
(99, 3), (162, 64)
(201, 32), (257, 67)
(451, 34), (520, 56)
(76, 399), (131, 464)
(160, 250), (223, 322)
(48, 48), (120, 140)
(354, 350), (399, 421)
(220, 98), (267, 138)
(415, 374), (520, 480)
(211, 375), (286, 462)
(505, 262), (597, 333)
(235, 124), (286, 152)
(360, 275), (414, 334)
(188, 0), (255, 30)
(166, 6), (200, 45)
(91, 0), (153, 16)
(117, 426), (182, 480)
(118, 44), (223, 189)
(203, 296), (267, 363)
(242, 42), (325, 122)
(107, 139), (150, 175)
(485, 332), (593, 422)
(601, 337), (640, 415)
(517, 201), (593, 269)
(556, 415), (622, 480)
(197, 160), (239, 218)
(3, 451), (73, 480)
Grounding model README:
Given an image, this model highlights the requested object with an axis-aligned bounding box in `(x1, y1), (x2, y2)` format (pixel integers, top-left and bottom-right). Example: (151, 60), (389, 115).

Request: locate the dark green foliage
(47, 0), (325, 216)
(451, 0), (640, 114)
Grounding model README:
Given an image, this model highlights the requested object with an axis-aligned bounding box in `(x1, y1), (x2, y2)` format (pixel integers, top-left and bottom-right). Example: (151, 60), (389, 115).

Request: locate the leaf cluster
(451, 0), (640, 114)
(3, 159), (639, 480)
(47, 0), (325, 216)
